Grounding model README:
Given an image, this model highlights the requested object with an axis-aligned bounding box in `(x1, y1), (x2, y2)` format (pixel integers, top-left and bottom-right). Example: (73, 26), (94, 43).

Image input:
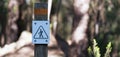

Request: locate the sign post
(32, 0), (50, 57)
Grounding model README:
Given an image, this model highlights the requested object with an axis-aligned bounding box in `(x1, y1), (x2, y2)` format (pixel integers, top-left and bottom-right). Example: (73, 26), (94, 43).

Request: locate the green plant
(104, 42), (112, 57)
(88, 39), (101, 57)
(88, 39), (112, 57)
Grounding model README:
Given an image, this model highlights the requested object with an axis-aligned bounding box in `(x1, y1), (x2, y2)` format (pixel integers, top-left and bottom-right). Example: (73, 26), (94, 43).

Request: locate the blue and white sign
(32, 21), (50, 44)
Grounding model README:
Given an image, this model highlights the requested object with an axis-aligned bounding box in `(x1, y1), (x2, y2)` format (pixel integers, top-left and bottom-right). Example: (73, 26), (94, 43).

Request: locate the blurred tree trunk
(0, 0), (7, 47)
(70, 0), (90, 57)
(6, 0), (19, 44)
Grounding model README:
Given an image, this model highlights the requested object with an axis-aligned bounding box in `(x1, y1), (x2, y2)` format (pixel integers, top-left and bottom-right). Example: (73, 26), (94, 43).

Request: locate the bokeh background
(0, 0), (120, 57)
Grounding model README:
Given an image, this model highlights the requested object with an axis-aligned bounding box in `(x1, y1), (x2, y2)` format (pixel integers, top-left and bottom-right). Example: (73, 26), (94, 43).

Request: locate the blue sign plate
(32, 20), (50, 44)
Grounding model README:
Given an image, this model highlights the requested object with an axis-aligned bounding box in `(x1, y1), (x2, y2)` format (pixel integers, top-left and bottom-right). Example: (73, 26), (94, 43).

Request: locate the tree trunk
(70, 0), (90, 57)
(0, 0), (7, 47)
(6, 0), (19, 44)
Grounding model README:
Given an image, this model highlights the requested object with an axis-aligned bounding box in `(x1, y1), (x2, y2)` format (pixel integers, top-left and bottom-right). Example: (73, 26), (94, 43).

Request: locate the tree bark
(70, 0), (90, 57)
(6, 0), (19, 44)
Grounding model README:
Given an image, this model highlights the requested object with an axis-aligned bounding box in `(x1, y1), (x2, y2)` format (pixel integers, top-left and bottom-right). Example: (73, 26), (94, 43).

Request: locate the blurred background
(0, 0), (120, 57)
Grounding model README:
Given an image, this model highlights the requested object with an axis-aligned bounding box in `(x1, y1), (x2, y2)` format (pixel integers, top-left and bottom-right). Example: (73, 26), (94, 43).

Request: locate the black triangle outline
(34, 25), (48, 39)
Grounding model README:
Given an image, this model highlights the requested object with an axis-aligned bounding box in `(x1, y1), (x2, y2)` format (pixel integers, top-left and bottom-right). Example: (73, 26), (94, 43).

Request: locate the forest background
(0, 0), (120, 57)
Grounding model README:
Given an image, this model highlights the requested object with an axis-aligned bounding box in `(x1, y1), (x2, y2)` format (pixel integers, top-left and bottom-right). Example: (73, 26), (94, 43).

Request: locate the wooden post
(34, 0), (48, 57)
(35, 44), (48, 57)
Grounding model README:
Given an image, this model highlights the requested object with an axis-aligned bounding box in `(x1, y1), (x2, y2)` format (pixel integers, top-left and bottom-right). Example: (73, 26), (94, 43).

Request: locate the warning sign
(34, 26), (48, 39)
(32, 21), (49, 44)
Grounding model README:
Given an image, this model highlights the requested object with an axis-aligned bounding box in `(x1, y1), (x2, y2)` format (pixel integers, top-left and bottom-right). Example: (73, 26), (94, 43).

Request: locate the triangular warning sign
(34, 26), (48, 39)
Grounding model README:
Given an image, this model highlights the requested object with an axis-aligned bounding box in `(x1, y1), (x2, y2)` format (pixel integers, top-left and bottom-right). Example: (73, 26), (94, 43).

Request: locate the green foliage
(104, 42), (112, 57)
(88, 39), (112, 57)
(88, 0), (120, 56)
(93, 39), (101, 57)
(88, 39), (101, 57)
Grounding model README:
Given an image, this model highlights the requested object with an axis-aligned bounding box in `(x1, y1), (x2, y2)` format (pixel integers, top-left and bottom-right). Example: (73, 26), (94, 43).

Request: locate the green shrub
(88, 39), (112, 57)
(104, 42), (112, 57)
